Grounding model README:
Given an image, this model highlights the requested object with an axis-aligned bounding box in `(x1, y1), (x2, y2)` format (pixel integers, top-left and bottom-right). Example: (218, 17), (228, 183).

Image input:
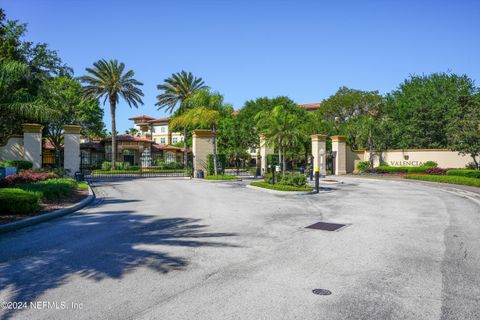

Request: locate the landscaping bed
(0, 174), (89, 224)
(91, 169), (189, 174)
(404, 174), (480, 187)
(205, 175), (238, 181)
(250, 181), (313, 191)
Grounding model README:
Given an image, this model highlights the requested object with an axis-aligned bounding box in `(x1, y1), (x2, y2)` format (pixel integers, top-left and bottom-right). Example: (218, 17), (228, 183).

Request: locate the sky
(3, 0), (480, 132)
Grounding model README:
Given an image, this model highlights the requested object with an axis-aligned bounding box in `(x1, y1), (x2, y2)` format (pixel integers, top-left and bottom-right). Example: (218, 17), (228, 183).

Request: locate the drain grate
(312, 288), (332, 295)
(306, 222), (346, 231)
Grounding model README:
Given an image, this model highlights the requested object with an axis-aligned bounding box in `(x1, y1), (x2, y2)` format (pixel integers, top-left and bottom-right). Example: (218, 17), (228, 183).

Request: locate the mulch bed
(0, 187), (88, 225)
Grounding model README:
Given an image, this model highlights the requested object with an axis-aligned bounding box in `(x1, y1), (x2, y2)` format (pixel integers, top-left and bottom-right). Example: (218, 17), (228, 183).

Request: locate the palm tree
(255, 105), (304, 175)
(80, 59), (144, 169)
(170, 90), (229, 175)
(0, 60), (53, 119)
(156, 71), (206, 168)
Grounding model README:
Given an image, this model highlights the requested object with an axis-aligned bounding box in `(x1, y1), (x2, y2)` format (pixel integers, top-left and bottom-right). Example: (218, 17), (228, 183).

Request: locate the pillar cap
(192, 129), (212, 138)
(63, 124), (82, 134)
(331, 135), (347, 142)
(311, 134), (327, 141)
(22, 123), (43, 133)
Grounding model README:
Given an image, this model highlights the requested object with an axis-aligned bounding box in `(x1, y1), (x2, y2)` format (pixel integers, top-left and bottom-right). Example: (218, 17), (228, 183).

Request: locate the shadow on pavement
(0, 209), (237, 319)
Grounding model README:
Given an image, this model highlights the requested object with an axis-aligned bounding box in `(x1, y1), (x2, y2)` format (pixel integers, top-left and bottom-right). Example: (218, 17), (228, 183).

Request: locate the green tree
(387, 73), (476, 149)
(80, 59), (144, 169)
(170, 90), (231, 175)
(448, 96), (480, 169)
(38, 75), (105, 166)
(125, 127), (140, 136)
(255, 105), (304, 175)
(156, 71), (206, 168)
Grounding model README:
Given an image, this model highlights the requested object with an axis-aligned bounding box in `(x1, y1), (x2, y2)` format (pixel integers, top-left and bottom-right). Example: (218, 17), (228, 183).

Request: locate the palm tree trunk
(369, 129), (374, 169)
(282, 147), (286, 175)
(110, 97), (117, 170)
(183, 127), (188, 169)
(212, 124), (218, 175)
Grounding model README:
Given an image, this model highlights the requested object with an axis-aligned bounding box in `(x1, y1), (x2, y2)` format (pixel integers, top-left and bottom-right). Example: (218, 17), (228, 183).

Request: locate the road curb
(246, 184), (317, 195)
(0, 184), (95, 234)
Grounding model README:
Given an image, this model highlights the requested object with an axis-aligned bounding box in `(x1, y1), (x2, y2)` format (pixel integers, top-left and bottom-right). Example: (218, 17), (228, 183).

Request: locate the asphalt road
(0, 177), (479, 320)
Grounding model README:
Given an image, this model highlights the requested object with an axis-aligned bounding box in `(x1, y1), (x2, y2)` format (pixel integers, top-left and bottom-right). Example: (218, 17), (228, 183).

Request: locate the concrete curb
(246, 184), (317, 195)
(0, 184), (95, 234)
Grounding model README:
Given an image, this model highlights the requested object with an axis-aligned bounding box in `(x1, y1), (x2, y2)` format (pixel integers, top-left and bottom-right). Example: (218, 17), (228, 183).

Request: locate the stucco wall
(346, 147), (363, 173)
(0, 136), (24, 161)
(362, 149), (471, 169)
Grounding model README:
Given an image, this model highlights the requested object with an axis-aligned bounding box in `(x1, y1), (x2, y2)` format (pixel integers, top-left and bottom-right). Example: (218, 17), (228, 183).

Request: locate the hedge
(375, 166), (431, 173)
(2, 160), (33, 171)
(264, 173), (307, 187)
(0, 188), (40, 214)
(91, 169), (188, 174)
(205, 175), (238, 180)
(19, 178), (78, 201)
(0, 171), (57, 188)
(446, 170), (480, 179)
(404, 174), (480, 187)
(251, 181), (313, 192)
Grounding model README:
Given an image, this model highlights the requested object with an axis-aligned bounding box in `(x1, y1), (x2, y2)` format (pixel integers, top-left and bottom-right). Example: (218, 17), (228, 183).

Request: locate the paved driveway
(0, 177), (479, 320)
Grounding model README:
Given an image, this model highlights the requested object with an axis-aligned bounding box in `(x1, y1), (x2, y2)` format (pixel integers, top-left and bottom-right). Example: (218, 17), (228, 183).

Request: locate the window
(151, 126), (156, 133)
(160, 137), (166, 144)
(165, 152), (175, 163)
(250, 147), (257, 154)
(160, 126), (166, 133)
(172, 137), (178, 144)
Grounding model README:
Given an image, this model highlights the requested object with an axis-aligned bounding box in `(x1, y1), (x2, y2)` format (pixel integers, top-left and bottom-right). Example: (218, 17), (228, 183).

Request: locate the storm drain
(306, 222), (346, 231)
(312, 289), (332, 296)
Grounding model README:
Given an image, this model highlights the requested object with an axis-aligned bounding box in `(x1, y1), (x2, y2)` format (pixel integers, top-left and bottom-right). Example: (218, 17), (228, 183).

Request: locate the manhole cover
(312, 288), (332, 295)
(306, 222), (346, 231)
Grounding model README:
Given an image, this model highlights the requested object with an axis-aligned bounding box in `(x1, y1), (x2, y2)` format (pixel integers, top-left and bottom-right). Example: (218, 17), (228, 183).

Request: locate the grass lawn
(205, 175), (238, 180)
(404, 174), (480, 187)
(250, 181), (313, 192)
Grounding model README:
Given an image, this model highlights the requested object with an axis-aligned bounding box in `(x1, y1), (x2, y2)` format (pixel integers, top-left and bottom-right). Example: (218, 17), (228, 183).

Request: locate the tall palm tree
(156, 71), (206, 168)
(80, 59), (144, 169)
(255, 105), (304, 175)
(170, 89), (229, 175)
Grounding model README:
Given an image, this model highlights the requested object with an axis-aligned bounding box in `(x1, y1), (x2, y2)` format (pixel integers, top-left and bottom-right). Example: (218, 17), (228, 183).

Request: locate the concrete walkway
(0, 177), (479, 320)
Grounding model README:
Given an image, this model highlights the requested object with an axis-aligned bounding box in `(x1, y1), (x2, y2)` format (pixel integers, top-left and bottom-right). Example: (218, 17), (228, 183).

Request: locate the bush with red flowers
(425, 167), (447, 175)
(0, 171), (58, 188)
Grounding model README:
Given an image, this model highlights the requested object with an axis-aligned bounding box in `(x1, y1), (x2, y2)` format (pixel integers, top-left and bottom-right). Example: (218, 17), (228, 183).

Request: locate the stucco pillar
(259, 134), (274, 176)
(311, 134), (327, 176)
(192, 129), (213, 177)
(331, 135), (347, 175)
(63, 125), (81, 176)
(22, 123), (43, 169)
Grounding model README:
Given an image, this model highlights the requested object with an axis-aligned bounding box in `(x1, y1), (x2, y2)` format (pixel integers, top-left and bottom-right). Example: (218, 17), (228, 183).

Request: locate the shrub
(375, 166), (431, 173)
(405, 174), (480, 187)
(19, 178), (78, 201)
(4, 160), (33, 171)
(425, 167), (447, 175)
(251, 181), (313, 192)
(206, 154), (226, 175)
(465, 162), (479, 170)
(155, 159), (184, 170)
(205, 175), (237, 180)
(423, 161), (438, 167)
(0, 171), (57, 188)
(446, 170), (480, 179)
(0, 188), (40, 214)
(101, 161), (132, 171)
(266, 154), (279, 166)
(279, 173), (307, 187)
(356, 161), (371, 172)
(101, 161), (112, 171)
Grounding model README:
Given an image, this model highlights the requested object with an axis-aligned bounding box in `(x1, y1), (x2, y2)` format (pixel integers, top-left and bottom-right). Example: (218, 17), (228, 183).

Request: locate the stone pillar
(22, 123), (43, 169)
(311, 134), (327, 176)
(63, 125), (81, 176)
(192, 129), (213, 177)
(331, 135), (347, 175)
(259, 134), (273, 176)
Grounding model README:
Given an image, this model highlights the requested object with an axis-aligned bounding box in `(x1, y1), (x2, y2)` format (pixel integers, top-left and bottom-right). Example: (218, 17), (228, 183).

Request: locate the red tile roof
(147, 117), (170, 123)
(80, 141), (104, 150)
(298, 103), (321, 111)
(151, 143), (183, 152)
(128, 115), (155, 120)
(103, 134), (153, 143)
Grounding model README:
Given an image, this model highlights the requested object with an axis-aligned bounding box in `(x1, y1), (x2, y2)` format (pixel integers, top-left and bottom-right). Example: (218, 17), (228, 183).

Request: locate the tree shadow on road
(0, 211), (237, 319)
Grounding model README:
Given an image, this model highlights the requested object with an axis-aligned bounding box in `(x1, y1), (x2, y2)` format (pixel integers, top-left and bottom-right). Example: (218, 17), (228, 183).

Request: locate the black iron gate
(326, 151), (335, 175)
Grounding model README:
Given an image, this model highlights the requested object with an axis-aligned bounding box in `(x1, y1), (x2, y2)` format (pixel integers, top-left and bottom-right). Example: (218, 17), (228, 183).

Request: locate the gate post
(311, 134), (327, 177)
(22, 123), (43, 169)
(331, 135), (347, 175)
(192, 129), (213, 178)
(63, 125), (81, 176)
(259, 134), (273, 177)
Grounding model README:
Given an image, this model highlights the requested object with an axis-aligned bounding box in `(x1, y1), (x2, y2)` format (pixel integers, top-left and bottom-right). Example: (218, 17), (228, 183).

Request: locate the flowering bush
(425, 167), (447, 175)
(0, 171), (57, 188)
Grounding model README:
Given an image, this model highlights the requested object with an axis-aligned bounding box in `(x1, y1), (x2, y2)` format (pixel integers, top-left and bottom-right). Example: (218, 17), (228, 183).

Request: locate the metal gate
(326, 151), (335, 175)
